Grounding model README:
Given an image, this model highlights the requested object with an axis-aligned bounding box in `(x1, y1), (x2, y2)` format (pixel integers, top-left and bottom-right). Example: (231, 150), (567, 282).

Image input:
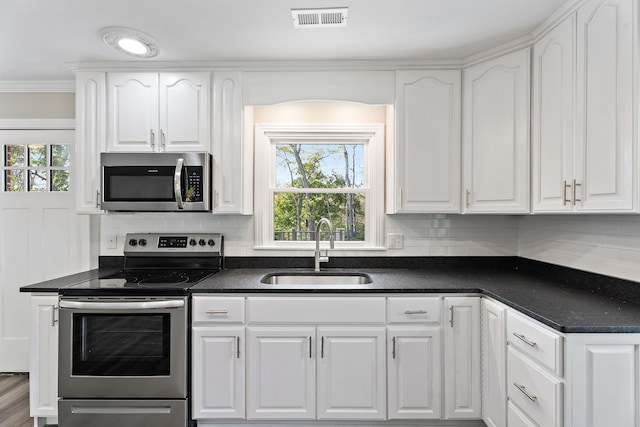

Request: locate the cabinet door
(531, 16), (576, 212)
(247, 327), (315, 420)
(482, 298), (507, 427)
(387, 326), (441, 419)
(212, 71), (252, 214)
(575, 0), (635, 211)
(443, 296), (481, 419)
(391, 70), (461, 213)
(75, 71), (106, 213)
(567, 333), (640, 427)
(107, 72), (159, 152)
(462, 48), (530, 213)
(317, 327), (386, 420)
(29, 295), (58, 417)
(159, 72), (210, 152)
(192, 326), (245, 419)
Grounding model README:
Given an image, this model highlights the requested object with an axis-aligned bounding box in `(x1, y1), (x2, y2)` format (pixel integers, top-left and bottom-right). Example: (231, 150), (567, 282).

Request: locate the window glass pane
(273, 192), (365, 241)
(28, 169), (47, 191)
(5, 170), (24, 192)
(28, 145), (47, 167)
(51, 144), (70, 167)
(4, 145), (25, 167)
(276, 144), (364, 189)
(50, 170), (69, 191)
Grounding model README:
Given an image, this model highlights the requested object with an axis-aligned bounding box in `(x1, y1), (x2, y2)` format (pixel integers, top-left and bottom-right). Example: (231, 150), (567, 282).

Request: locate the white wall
(100, 213), (518, 258)
(518, 215), (640, 282)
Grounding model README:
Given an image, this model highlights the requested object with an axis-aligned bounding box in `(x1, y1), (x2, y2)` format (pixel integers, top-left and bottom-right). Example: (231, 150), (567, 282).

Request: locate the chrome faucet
(314, 218), (335, 271)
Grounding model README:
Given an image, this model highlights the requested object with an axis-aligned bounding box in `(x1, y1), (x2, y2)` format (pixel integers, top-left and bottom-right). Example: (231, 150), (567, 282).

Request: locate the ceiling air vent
(291, 7), (348, 29)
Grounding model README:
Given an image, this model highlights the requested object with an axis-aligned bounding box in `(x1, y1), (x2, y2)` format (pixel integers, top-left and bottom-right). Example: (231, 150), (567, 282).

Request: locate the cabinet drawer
(507, 347), (563, 427)
(507, 400), (537, 427)
(192, 296), (245, 323)
(247, 297), (385, 324)
(387, 297), (441, 323)
(507, 310), (563, 375)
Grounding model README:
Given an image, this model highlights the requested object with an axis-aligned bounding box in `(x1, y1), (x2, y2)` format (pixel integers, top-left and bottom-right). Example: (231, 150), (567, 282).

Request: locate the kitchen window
(3, 143), (70, 192)
(254, 123), (385, 249)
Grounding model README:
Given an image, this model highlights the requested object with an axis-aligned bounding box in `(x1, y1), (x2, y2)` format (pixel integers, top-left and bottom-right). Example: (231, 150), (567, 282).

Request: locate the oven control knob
(129, 238), (138, 246)
(138, 238), (147, 247)
(199, 239), (206, 246)
(208, 239), (216, 246)
(189, 238), (197, 246)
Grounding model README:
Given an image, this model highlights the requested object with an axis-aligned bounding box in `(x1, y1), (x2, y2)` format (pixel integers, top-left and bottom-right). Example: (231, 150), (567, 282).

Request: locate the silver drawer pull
(206, 309), (229, 315)
(404, 310), (428, 315)
(513, 332), (537, 347)
(514, 382), (538, 403)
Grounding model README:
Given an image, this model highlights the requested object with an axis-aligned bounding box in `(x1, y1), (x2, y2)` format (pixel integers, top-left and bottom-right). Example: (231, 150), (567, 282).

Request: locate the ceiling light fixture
(100, 27), (159, 58)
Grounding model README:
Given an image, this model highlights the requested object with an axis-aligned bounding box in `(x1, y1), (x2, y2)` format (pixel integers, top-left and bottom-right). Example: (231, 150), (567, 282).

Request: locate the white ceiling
(1, 0), (570, 81)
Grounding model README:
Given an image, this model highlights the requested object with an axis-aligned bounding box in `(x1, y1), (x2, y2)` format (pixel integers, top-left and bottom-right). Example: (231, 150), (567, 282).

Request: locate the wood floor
(0, 373), (31, 427)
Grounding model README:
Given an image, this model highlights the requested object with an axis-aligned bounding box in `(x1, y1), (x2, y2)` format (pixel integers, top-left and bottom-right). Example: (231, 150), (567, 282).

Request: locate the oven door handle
(174, 157), (185, 210)
(59, 300), (185, 310)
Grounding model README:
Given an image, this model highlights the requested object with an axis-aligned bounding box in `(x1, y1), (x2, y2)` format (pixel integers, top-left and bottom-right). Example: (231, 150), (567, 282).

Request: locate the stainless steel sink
(260, 272), (372, 285)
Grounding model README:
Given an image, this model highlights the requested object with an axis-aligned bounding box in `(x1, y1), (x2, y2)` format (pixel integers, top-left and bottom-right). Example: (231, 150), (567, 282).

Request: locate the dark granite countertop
(19, 257), (640, 334)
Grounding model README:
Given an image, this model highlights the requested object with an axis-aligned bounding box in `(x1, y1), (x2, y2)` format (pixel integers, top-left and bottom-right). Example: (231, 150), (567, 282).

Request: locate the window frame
(254, 123), (385, 250)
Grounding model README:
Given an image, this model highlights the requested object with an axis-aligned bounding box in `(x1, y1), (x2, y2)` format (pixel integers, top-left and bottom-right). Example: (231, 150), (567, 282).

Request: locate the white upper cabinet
(575, 0), (635, 212)
(462, 48), (531, 214)
(107, 72), (210, 153)
(532, 16), (576, 212)
(533, 0), (636, 213)
(75, 71), (106, 213)
(212, 71), (252, 214)
(389, 70), (461, 213)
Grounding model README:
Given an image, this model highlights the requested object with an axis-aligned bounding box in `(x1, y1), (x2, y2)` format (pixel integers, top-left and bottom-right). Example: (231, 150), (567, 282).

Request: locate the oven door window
(103, 166), (175, 202)
(72, 313), (170, 376)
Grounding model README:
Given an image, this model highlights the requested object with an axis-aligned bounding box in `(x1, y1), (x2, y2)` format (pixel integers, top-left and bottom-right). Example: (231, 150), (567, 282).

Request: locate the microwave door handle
(174, 157), (185, 209)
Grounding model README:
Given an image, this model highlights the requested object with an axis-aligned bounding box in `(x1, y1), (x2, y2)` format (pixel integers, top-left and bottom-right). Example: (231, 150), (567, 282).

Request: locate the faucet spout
(314, 218), (334, 271)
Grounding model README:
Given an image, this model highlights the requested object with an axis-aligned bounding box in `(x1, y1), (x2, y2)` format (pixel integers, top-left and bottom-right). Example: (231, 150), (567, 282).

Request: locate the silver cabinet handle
(513, 332), (537, 347)
(404, 310), (427, 315)
(392, 337), (396, 359)
(514, 382), (538, 402)
(449, 306), (454, 327)
(52, 306), (58, 327)
(150, 129), (155, 148)
(573, 179), (581, 205)
(309, 337), (312, 359)
(321, 336), (325, 358)
(465, 189), (470, 208)
(563, 180), (571, 206)
(236, 336), (241, 359)
(205, 309), (228, 315)
(174, 157), (185, 209)
(161, 130), (166, 150)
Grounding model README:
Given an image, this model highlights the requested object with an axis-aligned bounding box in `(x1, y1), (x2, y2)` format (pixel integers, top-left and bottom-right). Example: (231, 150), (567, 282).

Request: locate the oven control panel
(124, 233), (223, 256)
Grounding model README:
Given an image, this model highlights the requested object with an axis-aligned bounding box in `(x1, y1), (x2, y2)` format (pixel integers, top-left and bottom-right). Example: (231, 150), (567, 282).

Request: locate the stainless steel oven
(58, 296), (189, 427)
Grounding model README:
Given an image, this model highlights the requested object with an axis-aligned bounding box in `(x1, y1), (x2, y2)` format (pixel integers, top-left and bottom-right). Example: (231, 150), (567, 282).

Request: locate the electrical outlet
(388, 233), (404, 249)
(106, 235), (118, 249)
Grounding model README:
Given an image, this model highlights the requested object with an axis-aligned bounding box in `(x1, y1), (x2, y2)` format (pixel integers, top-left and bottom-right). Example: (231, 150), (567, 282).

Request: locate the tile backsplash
(100, 213), (518, 258)
(100, 213), (640, 282)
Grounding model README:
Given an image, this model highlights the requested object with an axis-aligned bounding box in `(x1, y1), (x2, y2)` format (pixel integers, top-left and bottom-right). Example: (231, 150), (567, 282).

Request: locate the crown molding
(0, 119), (75, 129)
(0, 81), (75, 92)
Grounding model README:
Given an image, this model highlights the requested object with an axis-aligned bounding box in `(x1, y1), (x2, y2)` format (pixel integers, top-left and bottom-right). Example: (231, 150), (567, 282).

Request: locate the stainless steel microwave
(100, 152), (211, 212)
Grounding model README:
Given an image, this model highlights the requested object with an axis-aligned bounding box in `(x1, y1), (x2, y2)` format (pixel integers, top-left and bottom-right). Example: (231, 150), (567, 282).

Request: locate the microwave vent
(291, 8), (348, 28)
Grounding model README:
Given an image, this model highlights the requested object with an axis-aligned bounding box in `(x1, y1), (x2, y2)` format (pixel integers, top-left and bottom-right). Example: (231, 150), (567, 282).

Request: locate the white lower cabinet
(29, 294), (59, 425)
(482, 298), (507, 427)
(192, 296), (246, 420)
(247, 327), (316, 419)
(443, 296), (482, 419)
(387, 326), (442, 419)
